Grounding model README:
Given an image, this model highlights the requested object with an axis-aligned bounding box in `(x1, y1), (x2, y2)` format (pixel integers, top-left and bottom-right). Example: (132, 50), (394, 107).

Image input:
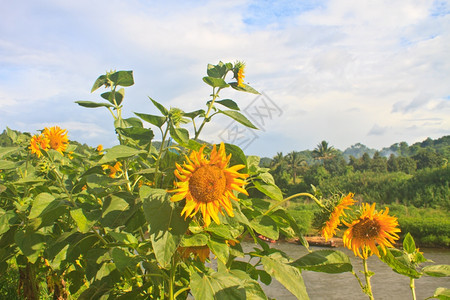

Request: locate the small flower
(170, 143), (248, 227)
(96, 144), (104, 155)
(343, 203), (401, 259)
(234, 61), (246, 87)
(29, 134), (50, 157)
(320, 193), (356, 241)
(102, 161), (122, 178)
(43, 126), (69, 154)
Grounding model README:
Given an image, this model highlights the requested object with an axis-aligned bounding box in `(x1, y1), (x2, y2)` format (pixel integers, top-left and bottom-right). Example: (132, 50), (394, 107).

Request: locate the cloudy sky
(1, 0), (449, 157)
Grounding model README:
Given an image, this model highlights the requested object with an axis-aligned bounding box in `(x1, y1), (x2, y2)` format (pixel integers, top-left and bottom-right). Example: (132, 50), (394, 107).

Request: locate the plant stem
(363, 258), (374, 300)
(410, 278), (416, 300)
(194, 88), (218, 140)
(263, 192), (326, 216)
(154, 124), (170, 187)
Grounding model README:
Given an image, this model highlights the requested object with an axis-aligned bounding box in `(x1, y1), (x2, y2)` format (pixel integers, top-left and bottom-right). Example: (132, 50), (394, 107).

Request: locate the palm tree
(312, 140), (337, 161)
(286, 151), (305, 184)
(270, 152), (285, 170)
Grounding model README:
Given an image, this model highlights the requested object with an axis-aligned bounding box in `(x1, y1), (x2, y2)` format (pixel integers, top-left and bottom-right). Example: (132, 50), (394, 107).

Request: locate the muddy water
(241, 241), (450, 300)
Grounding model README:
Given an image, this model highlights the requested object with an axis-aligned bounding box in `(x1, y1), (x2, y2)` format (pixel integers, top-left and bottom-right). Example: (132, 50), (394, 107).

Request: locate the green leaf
(111, 248), (139, 273)
(184, 109), (205, 119)
(219, 110), (258, 129)
(149, 97), (168, 116)
(228, 269), (268, 300)
(215, 99), (240, 110)
(181, 233), (209, 247)
(14, 230), (46, 264)
(142, 189), (189, 268)
(250, 215), (279, 241)
(261, 253), (309, 300)
(29, 193), (55, 219)
(0, 209), (15, 235)
(190, 269), (246, 300)
(403, 233), (416, 254)
(224, 143), (247, 168)
(91, 74), (107, 92)
(253, 181), (283, 201)
(109, 70), (134, 87)
(207, 63), (227, 78)
(0, 147), (20, 159)
(98, 145), (146, 164)
(427, 287), (450, 300)
(75, 101), (113, 108)
(422, 265), (450, 277)
(379, 248), (422, 279)
(116, 127), (154, 146)
(247, 156), (260, 170)
(70, 208), (97, 233)
(169, 124), (189, 145)
(135, 112), (166, 128)
(207, 239), (230, 265)
(101, 194), (130, 228)
(203, 76), (230, 88)
(0, 160), (16, 170)
(229, 82), (260, 94)
(101, 88), (125, 105)
(291, 250), (352, 273)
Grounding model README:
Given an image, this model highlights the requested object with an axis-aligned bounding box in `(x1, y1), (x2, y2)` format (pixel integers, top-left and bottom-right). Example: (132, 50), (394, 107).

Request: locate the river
(241, 241), (450, 300)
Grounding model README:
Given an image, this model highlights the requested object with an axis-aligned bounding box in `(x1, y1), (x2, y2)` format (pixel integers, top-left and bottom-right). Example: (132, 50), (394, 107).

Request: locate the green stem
(168, 258), (176, 300)
(363, 258), (374, 300)
(154, 124), (170, 187)
(351, 270), (365, 292)
(173, 286), (190, 299)
(263, 192), (325, 216)
(194, 88), (219, 140)
(410, 278), (416, 300)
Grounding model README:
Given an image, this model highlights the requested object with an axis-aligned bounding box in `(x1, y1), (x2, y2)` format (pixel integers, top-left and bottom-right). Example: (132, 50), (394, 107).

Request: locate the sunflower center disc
(189, 165), (227, 203)
(353, 218), (380, 239)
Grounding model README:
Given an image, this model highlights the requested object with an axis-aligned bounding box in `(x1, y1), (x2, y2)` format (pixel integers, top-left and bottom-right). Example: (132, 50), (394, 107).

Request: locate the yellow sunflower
(29, 134), (50, 157)
(170, 142), (248, 227)
(102, 161), (123, 178)
(343, 203), (401, 259)
(43, 126), (69, 154)
(320, 193), (356, 241)
(96, 144), (104, 155)
(234, 61), (246, 87)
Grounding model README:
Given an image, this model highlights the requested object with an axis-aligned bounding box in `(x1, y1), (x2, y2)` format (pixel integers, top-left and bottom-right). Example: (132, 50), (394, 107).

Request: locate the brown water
(241, 241), (450, 300)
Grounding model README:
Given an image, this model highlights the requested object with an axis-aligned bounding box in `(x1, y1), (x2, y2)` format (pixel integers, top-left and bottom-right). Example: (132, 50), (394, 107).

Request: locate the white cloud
(1, 0), (449, 157)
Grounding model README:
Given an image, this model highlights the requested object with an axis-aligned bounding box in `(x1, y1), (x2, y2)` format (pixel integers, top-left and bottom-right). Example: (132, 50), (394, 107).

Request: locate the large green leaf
(190, 269), (246, 300)
(253, 181), (283, 202)
(101, 88), (125, 105)
(219, 110), (258, 129)
(229, 82), (260, 94)
(250, 215), (279, 241)
(291, 250), (352, 273)
(101, 193), (132, 229)
(116, 127), (154, 147)
(0, 209), (15, 235)
(149, 97), (169, 116)
(75, 101), (113, 108)
(111, 248), (139, 273)
(0, 160), (16, 170)
(169, 124), (189, 145)
(203, 76), (230, 88)
(215, 99), (240, 110)
(91, 74), (107, 92)
(422, 265), (450, 277)
(14, 230), (46, 263)
(29, 193), (55, 219)
(403, 232), (416, 254)
(98, 145), (146, 164)
(228, 269), (268, 300)
(70, 208), (98, 233)
(261, 252), (309, 299)
(181, 233), (209, 247)
(109, 70), (134, 87)
(207, 238), (230, 264)
(379, 248), (422, 279)
(428, 287), (450, 300)
(135, 112), (166, 128)
(207, 63), (227, 78)
(142, 188), (189, 268)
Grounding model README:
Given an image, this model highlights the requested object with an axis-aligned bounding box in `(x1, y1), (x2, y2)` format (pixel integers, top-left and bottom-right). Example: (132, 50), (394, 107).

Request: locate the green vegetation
(265, 137), (450, 246)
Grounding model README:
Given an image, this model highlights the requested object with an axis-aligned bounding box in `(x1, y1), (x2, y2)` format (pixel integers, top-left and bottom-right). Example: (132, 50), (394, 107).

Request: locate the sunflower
(102, 161), (123, 178)
(43, 126), (69, 154)
(234, 61), (246, 87)
(170, 143), (248, 227)
(96, 144), (104, 155)
(29, 134), (50, 157)
(320, 193), (356, 241)
(343, 203), (400, 259)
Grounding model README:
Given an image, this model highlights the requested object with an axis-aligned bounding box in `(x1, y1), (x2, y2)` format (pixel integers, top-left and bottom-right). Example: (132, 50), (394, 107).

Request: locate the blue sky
(1, 0), (449, 157)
